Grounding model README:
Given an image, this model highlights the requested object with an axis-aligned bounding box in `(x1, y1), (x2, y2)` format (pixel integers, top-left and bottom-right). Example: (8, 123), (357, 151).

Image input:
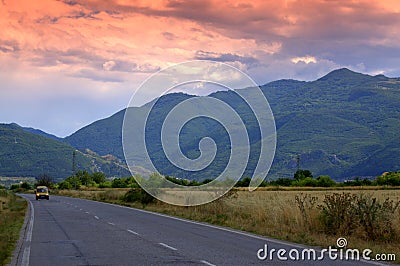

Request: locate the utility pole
(72, 150), (77, 189)
(296, 154), (301, 171)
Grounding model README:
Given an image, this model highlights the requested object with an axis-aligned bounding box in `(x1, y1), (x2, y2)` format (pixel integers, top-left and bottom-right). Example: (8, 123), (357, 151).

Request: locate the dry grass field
(55, 187), (400, 263)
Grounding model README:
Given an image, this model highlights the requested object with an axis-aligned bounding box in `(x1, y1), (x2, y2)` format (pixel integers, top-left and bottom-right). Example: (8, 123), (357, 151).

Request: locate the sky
(1, 0), (400, 137)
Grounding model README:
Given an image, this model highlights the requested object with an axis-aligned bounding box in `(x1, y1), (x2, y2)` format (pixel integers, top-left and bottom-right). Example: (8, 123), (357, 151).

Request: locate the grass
(54, 187), (400, 263)
(0, 190), (27, 266)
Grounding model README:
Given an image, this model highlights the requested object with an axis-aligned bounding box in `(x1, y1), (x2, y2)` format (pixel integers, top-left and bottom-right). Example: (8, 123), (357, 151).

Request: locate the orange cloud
(1, 0), (400, 136)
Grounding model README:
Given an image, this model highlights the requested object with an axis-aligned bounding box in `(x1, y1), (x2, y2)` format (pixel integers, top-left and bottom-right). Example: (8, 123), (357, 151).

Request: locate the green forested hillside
(60, 68), (400, 180)
(0, 124), (129, 179)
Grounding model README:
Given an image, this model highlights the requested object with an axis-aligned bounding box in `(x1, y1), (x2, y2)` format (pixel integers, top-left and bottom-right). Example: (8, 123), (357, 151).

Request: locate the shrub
(294, 169), (313, 181)
(317, 193), (400, 241)
(295, 193), (318, 230)
(58, 181), (72, 190)
(270, 178), (293, 186)
(353, 195), (400, 241)
(122, 188), (156, 206)
(293, 177), (318, 187)
(99, 181), (112, 188)
(10, 184), (20, 190)
(316, 175), (336, 187)
(318, 193), (357, 235)
(20, 182), (32, 190)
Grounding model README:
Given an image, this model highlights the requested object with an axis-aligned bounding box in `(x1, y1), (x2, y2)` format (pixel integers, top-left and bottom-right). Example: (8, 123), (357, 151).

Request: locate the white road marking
(159, 242), (177, 251)
(75, 197), (388, 266)
(79, 208), (83, 211)
(200, 260), (216, 266)
(26, 200), (34, 242)
(107, 222), (115, 226)
(21, 199), (34, 266)
(127, 229), (140, 236)
(94, 216), (99, 220)
(21, 247), (30, 266)
(85, 211), (90, 214)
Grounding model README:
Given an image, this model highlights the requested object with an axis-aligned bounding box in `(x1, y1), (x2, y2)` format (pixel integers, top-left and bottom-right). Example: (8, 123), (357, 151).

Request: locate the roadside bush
(295, 193), (318, 230)
(122, 188), (155, 206)
(99, 181), (112, 188)
(292, 177), (318, 187)
(58, 181), (72, 190)
(317, 193), (400, 241)
(10, 184), (20, 190)
(318, 193), (357, 235)
(20, 182), (32, 190)
(353, 195), (400, 241)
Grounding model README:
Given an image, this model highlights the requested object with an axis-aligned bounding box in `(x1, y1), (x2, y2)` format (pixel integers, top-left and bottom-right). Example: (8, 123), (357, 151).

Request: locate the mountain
(64, 109), (126, 159)
(9, 123), (62, 140)
(0, 123), (129, 179)
(61, 68), (400, 180)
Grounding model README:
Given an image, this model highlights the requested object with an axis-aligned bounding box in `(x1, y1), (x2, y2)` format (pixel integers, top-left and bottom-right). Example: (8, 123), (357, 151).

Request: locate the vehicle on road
(35, 186), (49, 200)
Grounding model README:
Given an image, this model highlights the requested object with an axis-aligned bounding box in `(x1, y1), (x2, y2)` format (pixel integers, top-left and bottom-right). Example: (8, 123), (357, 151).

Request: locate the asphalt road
(15, 194), (386, 266)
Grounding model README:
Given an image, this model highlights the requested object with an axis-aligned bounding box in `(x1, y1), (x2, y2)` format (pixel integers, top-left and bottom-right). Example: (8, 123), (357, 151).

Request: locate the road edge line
(10, 195), (33, 266)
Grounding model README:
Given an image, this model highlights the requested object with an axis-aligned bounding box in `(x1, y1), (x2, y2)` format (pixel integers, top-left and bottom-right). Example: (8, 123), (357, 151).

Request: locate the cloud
(103, 60), (116, 71)
(291, 56), (317, 64)
(162, 32), (177, 41)
(194, 50), (259, 66)
(1, 0), (400, 136)
(0, 40), (20, 53)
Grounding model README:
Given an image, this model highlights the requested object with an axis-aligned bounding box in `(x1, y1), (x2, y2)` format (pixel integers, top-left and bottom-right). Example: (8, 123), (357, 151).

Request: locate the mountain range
(1, 68), (399, 181)
(0, 123), (129, 180)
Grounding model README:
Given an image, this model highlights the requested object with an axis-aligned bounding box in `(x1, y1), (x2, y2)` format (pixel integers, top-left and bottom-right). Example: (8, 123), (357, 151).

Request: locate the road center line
(159, 242), (177, 251)
(94, 216), (99, 220)
(107, 222), (115, 225)
(85, 211), (90, 214)
(200, 260), (216, 266)
(127, 229), (140, 235)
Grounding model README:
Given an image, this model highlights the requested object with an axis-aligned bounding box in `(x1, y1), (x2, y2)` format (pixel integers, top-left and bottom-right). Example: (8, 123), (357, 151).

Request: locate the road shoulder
(9, 194), (31, 266)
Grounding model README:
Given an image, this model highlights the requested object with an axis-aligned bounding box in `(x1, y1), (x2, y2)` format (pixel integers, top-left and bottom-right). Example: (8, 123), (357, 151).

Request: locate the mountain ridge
(62, 68), (400, 180)
(3, 68), (399, 180)
(0, 123), (130, 179)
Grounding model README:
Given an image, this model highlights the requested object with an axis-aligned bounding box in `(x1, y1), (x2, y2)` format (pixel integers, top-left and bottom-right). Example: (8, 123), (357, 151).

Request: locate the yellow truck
(35, 186), (49, 200)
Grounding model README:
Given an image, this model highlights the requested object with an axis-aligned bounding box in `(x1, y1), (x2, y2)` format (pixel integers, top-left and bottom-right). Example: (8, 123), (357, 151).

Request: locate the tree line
(8, 170), (400, 190)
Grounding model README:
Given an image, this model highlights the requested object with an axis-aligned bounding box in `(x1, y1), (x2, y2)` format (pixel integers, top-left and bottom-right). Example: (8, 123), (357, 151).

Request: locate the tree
(58, 181), (72, 190)
(375, 172), (400, 186)
(92, 172), (107, 184)
(294, 170), (313, 181)
(36, 174), (54, 188)
(316, 175), (336, 187)
(76, 170), (91, 186)
(270, 178), (293, 186)
(235, 177), (251, 187)
(20, 182), (32, 190)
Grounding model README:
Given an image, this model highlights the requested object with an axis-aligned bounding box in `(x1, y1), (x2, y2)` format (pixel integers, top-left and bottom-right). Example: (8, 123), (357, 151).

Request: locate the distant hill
(30, 68), (400, 180)
(64, 109), (126, 158)
(0, 124), (129, 179)
(9, 123), (62, 141)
